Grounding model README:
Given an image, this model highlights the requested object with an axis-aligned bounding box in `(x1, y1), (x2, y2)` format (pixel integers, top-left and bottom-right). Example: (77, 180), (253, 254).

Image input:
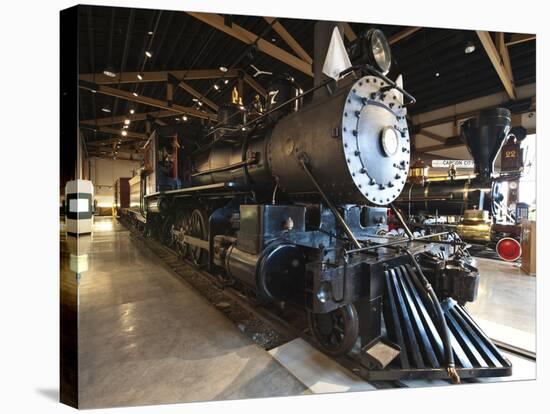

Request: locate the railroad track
(122, 219), (535, 390)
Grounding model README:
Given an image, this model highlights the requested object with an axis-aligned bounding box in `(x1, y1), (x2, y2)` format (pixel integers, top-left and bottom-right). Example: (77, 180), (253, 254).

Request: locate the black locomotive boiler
(122, 25), (511, 382)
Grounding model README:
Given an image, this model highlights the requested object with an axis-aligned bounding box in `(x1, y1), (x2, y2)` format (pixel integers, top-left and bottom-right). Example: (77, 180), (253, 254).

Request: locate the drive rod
(345, 231), (451, 255)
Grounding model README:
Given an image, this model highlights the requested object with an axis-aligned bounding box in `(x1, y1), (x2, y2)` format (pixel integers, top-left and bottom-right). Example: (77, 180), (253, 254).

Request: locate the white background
(0, 0), (547, 413)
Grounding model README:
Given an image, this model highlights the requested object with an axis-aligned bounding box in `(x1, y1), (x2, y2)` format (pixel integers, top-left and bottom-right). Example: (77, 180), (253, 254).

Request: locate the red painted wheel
(496, 237), (522, 262)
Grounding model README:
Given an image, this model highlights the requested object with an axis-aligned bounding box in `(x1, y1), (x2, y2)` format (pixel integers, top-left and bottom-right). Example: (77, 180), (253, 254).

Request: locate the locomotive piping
(401, 247), (460, 384)
(298, 155), (362, 249)
(389, 203), (460, 383)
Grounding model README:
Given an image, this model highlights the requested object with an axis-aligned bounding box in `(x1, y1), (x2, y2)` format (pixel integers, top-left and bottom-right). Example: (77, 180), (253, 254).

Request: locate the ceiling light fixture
(132, 92), (138, 97)
(224, 79), (229, 85)
(101, 107), (111, 113)
(103, 67), (117, 78)
(137, 73), (143, 80)
(129, 109), (135, 115)
(148, 31), (154, 35)
(145, 51), (152, 58)
(219, 66), (228, 72)
(464, 41), (476, 54)
(435, 72), (440, 77)
(182, 115), (188, 121)
(124, 119), (131, 125)
(121, 130), (128, 136)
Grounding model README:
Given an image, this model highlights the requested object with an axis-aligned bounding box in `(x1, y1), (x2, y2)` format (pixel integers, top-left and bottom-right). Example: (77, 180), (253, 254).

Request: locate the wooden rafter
(415, 112), (535, 154)
(79, 82), (217, 121)
(243, 73), (267, 96)
(187, 12), (313, 76)
(264, 17), (312, 64)
(81, 110), (176, 127)
(416, 140), (465, 154)
(389, 27), (422, 45)
(417, 129), (447, 143)
(176, 80), (219, 111)
(79, 68), (240, 85)
(416, 105), (535, 132)
(342, 23), (357, 42)
(86, 137), (134, 147)
(81, 126), (148, 140)
(506, 33), (536, 47)
(496, 33), (514, 82)
(477, 31), (516, 100)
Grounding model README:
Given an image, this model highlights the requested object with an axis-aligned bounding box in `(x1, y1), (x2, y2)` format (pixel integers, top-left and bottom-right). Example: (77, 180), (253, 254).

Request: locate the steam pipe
(298, 155), (362, 249)
(400, 247), (460, 384)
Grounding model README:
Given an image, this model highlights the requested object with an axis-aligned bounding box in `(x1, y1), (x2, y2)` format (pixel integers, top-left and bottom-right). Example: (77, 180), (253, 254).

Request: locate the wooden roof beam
(81, 126), (148, 140)
(187, 12), (313, 76)
(389, 27), (422, 45)
(264, 17), (312, 64)
(496, 32), (514, 82)
(242, 73), (266, 96)
(417, 129), (447, 143)
(79, 82), (217, 121)
(80, 110), (176, 126)
(506, 33), (536, 47)
(174, 79), (219, 111)
(79, 68), (240, 85)
(342, 23), (357, 42)
(477, 31), (516, 100)
(416, 140), (465, 154)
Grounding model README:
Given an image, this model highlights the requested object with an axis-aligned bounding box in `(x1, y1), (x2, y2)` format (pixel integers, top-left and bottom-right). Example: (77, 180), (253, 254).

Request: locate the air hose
(401, 247), (461, 384)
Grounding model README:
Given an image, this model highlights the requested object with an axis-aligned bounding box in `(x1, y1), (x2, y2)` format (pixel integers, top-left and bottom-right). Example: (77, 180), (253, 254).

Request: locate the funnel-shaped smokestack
(461, 107), (511, 180)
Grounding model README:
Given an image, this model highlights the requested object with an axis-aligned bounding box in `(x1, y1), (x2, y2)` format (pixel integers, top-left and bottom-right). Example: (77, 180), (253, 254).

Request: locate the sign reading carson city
(431, 159), (475, 168)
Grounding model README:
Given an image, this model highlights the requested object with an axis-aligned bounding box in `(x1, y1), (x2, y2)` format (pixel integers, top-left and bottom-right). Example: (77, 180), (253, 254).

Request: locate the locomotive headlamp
(365, 29), (392, 74)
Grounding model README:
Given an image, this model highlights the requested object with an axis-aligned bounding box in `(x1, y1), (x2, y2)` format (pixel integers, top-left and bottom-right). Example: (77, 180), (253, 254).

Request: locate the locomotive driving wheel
(187, 208), (209, 266)
(172, 211), (190, 257)
(308, 304), (359, 356)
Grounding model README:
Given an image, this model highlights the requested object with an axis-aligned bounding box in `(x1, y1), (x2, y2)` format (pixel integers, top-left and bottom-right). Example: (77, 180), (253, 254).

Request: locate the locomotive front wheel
(308, 304), (359, 356)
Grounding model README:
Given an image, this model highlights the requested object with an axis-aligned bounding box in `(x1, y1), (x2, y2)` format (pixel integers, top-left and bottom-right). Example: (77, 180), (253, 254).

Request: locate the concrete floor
(467, 257), (536, 335)
(61, 216), (536, 408)
(62, 217), (306, 408)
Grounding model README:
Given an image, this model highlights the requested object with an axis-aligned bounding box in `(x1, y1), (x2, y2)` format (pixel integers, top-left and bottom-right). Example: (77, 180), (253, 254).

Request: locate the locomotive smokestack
(313, 21), (344, 99)
(461, 107), (511, 180)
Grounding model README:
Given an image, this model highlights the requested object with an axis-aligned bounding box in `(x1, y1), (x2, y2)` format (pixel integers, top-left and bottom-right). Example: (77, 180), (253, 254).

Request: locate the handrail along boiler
(122, 24), (512, 382)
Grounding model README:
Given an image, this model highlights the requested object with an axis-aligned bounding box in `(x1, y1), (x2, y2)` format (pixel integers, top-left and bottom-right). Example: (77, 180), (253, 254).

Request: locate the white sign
(69, 198), (89, 213)
(431, 160), (475, 169)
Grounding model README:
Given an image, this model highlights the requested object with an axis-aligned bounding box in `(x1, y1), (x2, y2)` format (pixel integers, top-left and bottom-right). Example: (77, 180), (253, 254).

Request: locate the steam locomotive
(394, 108), (524, 262)
(120, 24), (511, 382)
